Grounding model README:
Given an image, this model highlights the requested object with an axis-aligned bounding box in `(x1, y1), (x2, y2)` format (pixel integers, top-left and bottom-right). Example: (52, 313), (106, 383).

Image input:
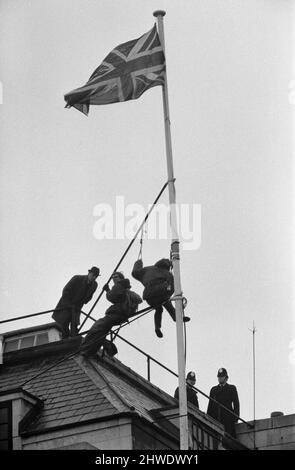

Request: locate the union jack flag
(64, 25), (165, 116)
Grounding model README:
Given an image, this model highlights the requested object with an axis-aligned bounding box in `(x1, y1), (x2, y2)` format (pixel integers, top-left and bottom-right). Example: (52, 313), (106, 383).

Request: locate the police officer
(207, 368), (240, 438)
(174, 371), (199, 409)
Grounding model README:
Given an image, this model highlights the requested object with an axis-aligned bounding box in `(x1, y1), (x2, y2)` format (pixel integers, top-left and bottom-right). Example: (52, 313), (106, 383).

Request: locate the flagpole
(153, 10), (189, 450)
(252, 320), (257, 449)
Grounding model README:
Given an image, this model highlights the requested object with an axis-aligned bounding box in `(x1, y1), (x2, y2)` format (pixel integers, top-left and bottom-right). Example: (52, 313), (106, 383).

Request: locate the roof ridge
(81, 356), (177, 431)
(73, 355), (134, 414)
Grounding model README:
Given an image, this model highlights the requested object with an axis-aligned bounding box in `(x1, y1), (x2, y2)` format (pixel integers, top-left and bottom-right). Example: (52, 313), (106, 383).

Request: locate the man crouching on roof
(132, 258), (190, 338)
(80, 272), (142, 358)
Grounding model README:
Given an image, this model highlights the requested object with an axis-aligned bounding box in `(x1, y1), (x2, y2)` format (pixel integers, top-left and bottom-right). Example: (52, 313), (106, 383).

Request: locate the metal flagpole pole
(252, 320), (256, 449)
(252, 321), (256, 423)
(249, 320), (257, 449)
(153, 10), (189, 450)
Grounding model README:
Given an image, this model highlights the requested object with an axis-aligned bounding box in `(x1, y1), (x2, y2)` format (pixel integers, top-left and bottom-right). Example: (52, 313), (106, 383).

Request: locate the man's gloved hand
(103, 283), (110, 292)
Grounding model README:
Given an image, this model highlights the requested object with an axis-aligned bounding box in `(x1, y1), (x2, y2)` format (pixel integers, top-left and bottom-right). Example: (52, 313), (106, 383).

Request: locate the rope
(78, 180), (170, 333)
(137, 226), (145, 260)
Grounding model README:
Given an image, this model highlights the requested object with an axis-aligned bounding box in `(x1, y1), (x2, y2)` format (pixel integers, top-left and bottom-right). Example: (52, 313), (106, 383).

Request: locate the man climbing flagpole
(64, 11), (189, 449)
(153, 10), (189, 450)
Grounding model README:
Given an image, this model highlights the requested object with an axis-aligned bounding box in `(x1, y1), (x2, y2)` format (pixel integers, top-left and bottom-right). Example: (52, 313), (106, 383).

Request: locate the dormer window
(3, 332), (49, 353)
(1, 323), (62, 356)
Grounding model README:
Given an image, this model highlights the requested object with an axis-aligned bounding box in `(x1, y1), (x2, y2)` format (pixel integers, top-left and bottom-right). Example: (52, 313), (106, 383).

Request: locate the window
(197, 427), (204, 449)
(36, 333), (49, 346)
(0, 402), (12, 450)
(192, 423), (216, 450)
(20, 336), (35, 349)
(4, 332), (49, 353)
(4, 340), (19, 353)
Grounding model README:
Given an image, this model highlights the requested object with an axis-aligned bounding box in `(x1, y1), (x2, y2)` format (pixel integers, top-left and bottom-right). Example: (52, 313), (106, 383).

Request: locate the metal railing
(114, 332), (253, 429)
(0, 308), (58, 325)
(0, 306), (253, 429)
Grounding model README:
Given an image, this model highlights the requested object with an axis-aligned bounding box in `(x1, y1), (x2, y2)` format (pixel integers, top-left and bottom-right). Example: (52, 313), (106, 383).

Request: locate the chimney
(270, 411), (284, 418)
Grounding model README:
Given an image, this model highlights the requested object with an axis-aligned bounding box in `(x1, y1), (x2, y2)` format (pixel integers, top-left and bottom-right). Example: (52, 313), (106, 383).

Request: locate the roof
(0, 336), (177, 436)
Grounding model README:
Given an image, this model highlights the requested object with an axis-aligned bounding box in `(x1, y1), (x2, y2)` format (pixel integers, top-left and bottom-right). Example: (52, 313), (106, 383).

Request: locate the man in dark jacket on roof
(207, 368), (240, 438)
(132, 258), (190, 338)
(80, 272), (142, 357)
(52, 267), (100, 339)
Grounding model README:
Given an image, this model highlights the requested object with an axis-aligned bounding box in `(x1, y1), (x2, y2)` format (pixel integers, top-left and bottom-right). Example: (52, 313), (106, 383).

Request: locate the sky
(0, 0), (294, 423)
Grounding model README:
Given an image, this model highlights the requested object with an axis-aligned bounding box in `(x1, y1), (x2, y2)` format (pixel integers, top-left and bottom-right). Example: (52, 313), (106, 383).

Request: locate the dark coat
(174, 385), (199, 409)
(80, 281), (142, 357)
(132, 260), (174, 305)
(52, 275), (98, 326)
(105, 282), (142, 318)
(207, 383), (240, 437)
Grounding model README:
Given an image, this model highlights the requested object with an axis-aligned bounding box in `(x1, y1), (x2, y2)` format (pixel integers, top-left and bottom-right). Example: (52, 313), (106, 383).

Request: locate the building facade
(0, 323), (247, 450)
(236, 413), (295, 450)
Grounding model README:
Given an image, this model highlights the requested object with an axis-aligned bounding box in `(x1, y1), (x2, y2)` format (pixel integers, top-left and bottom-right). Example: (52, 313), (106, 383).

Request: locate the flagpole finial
(153, 10), (166, 18)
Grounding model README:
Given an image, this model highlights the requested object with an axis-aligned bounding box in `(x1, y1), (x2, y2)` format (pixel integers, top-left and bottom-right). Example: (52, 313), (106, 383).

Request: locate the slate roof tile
(0, 341), (175, 435)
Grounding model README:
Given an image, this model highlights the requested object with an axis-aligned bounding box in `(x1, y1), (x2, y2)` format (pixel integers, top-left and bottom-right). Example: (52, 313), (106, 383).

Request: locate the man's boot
(155, 328), (163, 338)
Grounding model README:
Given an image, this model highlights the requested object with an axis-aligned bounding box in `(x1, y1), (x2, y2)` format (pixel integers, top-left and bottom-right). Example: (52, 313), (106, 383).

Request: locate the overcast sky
(0, 0), (294, 422)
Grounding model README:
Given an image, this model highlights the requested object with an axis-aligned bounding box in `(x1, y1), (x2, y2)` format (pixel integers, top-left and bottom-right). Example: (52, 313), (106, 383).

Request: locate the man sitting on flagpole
(132, 258), (190, 338)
